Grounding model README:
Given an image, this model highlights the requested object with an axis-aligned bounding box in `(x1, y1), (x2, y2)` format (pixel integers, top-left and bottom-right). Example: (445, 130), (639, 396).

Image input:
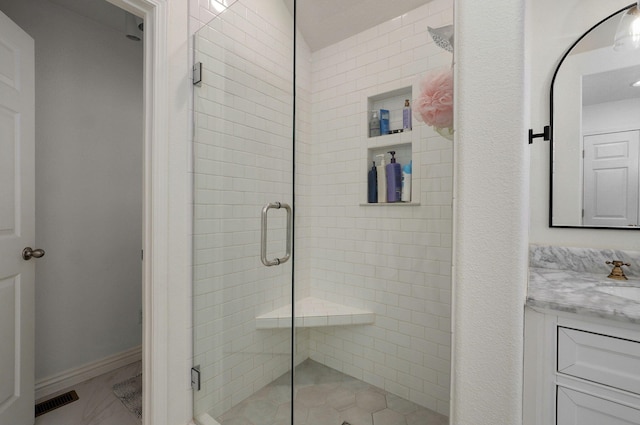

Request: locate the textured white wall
(452, 0), (528, 424)
(552, 53), (584, 225)
(528, 0), (640, 250)
(0, 0), (143, 381)
(153, 0), (193, 423)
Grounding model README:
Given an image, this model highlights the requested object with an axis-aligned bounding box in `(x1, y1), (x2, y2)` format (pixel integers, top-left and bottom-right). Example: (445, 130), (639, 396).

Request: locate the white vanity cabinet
(524, 307), (640, 425)
(557, 387), (640, 424)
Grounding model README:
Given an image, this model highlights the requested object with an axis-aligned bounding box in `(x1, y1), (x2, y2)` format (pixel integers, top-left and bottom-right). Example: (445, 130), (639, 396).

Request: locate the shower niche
(363, 85), (420, 205)
(367, 86), (413, 137)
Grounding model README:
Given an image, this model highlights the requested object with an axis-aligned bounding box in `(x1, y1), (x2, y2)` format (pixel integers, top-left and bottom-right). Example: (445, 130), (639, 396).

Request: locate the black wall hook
(528, 126), (550, 144)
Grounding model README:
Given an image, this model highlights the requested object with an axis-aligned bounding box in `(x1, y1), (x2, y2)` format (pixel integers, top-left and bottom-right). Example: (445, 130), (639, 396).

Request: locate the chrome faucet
(606, 260), (630, 280)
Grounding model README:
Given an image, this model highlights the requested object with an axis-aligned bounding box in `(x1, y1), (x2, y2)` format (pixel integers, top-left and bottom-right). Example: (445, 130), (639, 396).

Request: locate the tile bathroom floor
(216, 359), (448, 425)
(34, 360), (142, 425)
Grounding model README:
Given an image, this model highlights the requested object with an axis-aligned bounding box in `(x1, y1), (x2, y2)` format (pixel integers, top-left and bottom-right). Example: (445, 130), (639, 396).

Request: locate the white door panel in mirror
(583, 131), (639, 226)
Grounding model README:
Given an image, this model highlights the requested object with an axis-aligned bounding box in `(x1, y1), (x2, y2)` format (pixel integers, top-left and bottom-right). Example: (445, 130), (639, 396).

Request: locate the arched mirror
(550, 3), (640, 229)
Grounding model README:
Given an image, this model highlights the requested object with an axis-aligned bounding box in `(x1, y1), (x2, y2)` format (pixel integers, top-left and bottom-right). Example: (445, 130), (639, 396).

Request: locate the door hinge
(528, 126), (550, 144)
(193, 62), (202, 86)
(191, 366), (201, 391)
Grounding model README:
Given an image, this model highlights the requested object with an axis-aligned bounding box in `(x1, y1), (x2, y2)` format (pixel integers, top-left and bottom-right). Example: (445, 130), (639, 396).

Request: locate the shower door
(192, 1), (296, 423)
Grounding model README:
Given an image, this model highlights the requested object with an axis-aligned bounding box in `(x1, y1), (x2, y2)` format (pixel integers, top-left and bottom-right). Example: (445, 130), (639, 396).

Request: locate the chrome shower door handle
(261, 202), (292, 267)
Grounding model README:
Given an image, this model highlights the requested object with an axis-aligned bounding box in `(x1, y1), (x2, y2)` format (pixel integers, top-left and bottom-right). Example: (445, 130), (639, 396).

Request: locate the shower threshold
(214, 359), (447, 425)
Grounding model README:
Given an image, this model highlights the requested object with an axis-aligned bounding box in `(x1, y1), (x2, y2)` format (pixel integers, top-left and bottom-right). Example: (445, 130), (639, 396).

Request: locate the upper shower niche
(363, 86), (418, 206)
(368, 87), (413, 138)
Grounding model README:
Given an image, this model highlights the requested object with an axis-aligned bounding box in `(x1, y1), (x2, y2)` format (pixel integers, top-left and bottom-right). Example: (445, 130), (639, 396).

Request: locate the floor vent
(35, 390), (79, 417)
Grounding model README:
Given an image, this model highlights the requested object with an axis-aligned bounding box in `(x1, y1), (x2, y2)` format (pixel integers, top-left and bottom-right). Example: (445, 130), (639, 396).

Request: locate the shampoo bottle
(403, 99), (412, 131)
(367, 161), (377, 203)
(401, 160), (412, 202)
(386, 151), (402, 202)
(376, 154), (387, 203)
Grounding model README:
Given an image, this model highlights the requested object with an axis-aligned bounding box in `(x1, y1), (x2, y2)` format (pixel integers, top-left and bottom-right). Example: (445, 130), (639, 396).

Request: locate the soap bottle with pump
(401, 160), (412, 202)
(375, 154), (387, 203)
(386, 151), (402, 202)
(367, 161), (377, 203)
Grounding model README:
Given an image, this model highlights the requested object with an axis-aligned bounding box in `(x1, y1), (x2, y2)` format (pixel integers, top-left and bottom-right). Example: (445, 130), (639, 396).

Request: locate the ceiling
(569, 8), (640, 106)
(582, 65), (640, 106)
(48, 0), (129, 34)
(283, 0), (432, 51)
(48, 0), (432, 52)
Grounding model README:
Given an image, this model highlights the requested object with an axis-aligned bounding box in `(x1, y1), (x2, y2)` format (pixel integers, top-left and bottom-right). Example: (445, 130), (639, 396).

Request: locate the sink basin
(595, 286), (640, 302)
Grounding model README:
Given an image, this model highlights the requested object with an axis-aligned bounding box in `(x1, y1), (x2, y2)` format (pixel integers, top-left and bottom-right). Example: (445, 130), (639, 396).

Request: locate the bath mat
(113, 373), (142, 420)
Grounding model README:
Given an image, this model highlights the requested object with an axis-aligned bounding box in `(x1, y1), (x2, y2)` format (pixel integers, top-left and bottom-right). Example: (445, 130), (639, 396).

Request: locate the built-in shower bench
(255, 297), (375, 329)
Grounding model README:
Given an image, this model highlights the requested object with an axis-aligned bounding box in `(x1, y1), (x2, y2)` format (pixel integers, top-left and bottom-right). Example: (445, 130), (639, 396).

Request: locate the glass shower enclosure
(192, 1), (296, 423)
(192, 1), (454, 424)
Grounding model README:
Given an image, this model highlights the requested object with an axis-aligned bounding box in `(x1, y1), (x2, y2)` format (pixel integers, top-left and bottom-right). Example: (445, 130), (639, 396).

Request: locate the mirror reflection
(551, 4), (640, 228)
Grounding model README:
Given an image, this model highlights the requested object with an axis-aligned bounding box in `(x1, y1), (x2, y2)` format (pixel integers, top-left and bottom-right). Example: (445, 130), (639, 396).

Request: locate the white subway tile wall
(302, 2), (452, 416)
(191, 0), (453, 419)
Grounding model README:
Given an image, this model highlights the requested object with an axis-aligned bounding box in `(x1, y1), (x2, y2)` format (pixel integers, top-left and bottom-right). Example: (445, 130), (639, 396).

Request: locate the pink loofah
(414, 68), (453, 131)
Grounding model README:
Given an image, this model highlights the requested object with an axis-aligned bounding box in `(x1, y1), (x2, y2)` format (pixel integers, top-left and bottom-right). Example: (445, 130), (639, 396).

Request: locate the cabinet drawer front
(557, 387), (640, 424)
(558, 327), (640, 394)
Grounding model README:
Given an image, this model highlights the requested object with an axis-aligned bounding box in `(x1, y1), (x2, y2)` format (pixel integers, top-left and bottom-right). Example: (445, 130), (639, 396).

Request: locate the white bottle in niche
(375, 154), (387, 203)
(401, 161), (412, 202)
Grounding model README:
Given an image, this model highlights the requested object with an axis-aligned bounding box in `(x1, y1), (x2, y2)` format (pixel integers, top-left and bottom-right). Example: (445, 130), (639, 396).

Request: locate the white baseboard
(194, 414), (221, 425)
(35, 345), (142, 400)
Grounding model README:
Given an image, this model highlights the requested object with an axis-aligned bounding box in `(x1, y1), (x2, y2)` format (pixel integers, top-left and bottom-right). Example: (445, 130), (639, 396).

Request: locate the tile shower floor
(216, 359), (447, 425)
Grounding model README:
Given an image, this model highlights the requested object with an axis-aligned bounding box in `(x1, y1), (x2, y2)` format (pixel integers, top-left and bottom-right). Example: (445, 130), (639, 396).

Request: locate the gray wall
(0, 0), (143, 380)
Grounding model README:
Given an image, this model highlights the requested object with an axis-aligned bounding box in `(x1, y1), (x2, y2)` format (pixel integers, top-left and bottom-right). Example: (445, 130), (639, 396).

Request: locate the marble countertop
(527, 267), (640, 324)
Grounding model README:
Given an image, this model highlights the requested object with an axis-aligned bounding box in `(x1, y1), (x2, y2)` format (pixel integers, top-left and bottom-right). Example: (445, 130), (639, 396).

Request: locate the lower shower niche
(215, 359), (448, 425)
(255, 297), (375, 329)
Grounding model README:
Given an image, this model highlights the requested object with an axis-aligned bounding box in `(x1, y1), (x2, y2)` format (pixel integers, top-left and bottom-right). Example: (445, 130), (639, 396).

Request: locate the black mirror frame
(549, 3), (639, 230)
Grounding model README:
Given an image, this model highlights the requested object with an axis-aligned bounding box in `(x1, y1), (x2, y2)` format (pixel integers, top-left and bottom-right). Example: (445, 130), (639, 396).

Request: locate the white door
(583, 131), (640, 227)
(0, 11), (36, 425)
